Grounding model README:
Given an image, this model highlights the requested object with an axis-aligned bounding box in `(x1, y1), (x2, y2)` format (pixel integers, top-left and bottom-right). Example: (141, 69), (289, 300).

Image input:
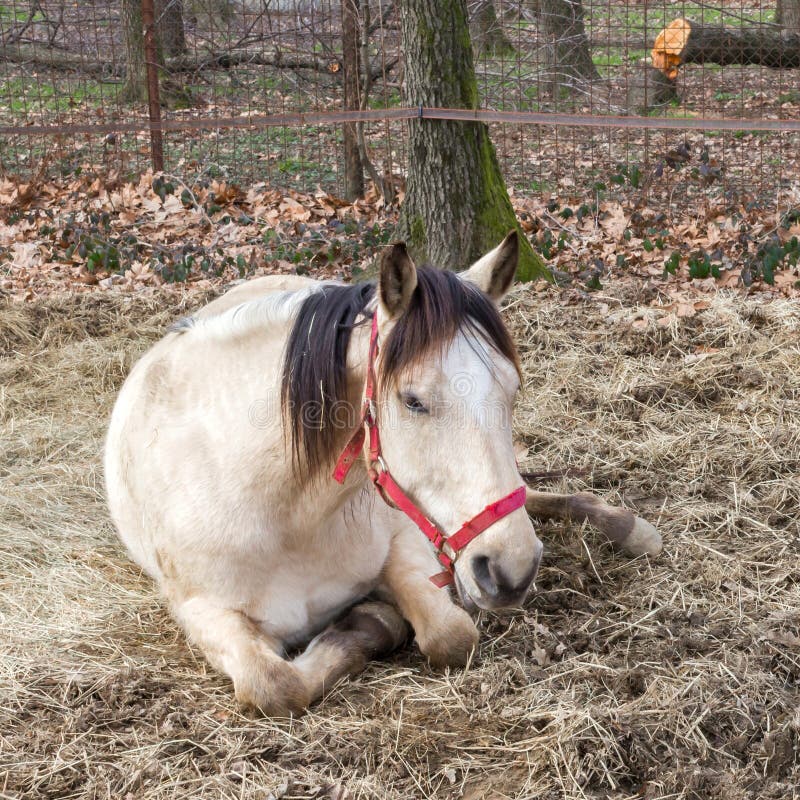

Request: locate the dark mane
(281, 268), (519, 478)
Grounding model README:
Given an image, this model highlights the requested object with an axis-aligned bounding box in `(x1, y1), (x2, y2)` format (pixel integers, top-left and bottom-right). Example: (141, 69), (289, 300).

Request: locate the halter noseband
(332, 313), (526, 587)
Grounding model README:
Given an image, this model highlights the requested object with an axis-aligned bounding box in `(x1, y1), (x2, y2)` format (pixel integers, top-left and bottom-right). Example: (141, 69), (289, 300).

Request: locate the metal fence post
(141, 0), (164, 172)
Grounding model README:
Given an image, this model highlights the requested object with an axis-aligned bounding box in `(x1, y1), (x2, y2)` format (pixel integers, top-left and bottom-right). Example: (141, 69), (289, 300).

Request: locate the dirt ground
(1, 279), (799, 800)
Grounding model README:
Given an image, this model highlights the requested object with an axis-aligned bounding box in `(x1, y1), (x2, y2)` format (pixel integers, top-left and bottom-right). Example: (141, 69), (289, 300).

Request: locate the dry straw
(1, 283), (798, 799)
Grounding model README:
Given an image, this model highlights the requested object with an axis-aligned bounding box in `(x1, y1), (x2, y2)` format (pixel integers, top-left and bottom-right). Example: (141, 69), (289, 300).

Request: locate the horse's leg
(293, 601), (408, 701)
(525, 488), (663, 556)
(176, 594), (407, 714)
(381, 524), (480, 668)
(173, 594), (310, 715)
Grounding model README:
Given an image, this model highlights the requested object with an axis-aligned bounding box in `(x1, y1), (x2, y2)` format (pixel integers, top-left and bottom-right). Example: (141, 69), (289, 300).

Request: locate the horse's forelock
(281, 268), (519, 480)
(379, 267), (520, 389)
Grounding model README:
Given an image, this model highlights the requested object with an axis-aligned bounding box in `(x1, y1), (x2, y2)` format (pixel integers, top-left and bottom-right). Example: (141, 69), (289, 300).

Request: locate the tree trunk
(397, 0), (546, 280)
(777, 0), (800, 35)
(470, 1), (514, 55)
(538, 0), (599, 93)
(156, 0), (187, 57)
(626, 66), (677, 115)
(189, 0), (233, 24)
(122, 0), (148, 102)
(342, 0), (364, 201)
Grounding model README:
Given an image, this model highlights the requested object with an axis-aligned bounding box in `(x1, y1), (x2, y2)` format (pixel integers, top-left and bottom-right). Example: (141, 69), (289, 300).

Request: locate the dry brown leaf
(599, 202), (628, 241)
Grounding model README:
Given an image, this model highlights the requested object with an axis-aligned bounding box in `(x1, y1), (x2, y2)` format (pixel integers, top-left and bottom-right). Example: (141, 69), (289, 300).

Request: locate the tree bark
(397, 0), (546, 280)
(777, 0), (800, 35)
(342, 0), (364, 201)
(470, 1), (514, 55)
(122, 0), (149, 102)
(156, 0), (187, 57)
(538, 0), (599, 93)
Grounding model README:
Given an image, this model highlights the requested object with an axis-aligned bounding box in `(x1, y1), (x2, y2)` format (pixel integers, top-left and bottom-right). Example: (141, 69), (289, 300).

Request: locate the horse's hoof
(344, 601), (410, 657)
(623, 517), (663, 557)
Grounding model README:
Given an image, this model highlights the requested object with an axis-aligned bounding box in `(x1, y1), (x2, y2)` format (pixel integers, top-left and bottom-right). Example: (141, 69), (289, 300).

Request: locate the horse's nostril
(471, 555), (498, 598)
(471, 553), (540, 604)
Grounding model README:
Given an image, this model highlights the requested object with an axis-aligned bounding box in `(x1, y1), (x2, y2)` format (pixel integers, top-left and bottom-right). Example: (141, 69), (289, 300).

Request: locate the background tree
(470, 1), (514, 55)
(777, 0), (800, 34)
(122, 0), (149, 101)
(397, 0), (546, 280)
(342, 0), (365, 201)
(156, 0), (187, 57)
(123, 0), (187, 102)
(538, 0), (599, 95)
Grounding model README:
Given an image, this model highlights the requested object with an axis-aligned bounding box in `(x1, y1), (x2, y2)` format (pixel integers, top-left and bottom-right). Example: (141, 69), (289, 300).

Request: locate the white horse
(105, 232), (661, 715)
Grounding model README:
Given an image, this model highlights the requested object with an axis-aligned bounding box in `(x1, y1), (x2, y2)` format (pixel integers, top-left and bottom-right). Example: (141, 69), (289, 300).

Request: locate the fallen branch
(1, 43), (340, 76)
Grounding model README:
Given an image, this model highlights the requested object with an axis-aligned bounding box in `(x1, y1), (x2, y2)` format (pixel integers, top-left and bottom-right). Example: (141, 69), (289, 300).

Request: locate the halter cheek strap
(333, 314), (526, 587)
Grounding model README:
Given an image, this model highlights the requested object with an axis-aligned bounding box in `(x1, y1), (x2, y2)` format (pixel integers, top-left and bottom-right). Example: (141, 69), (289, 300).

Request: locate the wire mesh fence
(1, 1), (799, 215)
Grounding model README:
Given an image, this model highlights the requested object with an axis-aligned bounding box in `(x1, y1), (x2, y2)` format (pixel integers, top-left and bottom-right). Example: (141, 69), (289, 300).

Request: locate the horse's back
(194, 275), (318, 320)
(105, 275), (316, 578)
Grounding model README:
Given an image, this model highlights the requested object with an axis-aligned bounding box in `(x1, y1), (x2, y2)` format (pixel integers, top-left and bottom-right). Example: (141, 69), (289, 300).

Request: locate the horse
(105, 231), (662, 716)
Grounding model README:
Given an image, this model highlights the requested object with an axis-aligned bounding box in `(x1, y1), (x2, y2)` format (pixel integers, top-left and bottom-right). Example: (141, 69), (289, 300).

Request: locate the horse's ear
(378, 242), (417, 320)
(462, 230), (518, 301)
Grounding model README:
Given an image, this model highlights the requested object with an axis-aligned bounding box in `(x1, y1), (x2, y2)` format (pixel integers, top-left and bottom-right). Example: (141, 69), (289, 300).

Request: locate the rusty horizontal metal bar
(0, 108), (418, 137)
(2, 106), (800, 138)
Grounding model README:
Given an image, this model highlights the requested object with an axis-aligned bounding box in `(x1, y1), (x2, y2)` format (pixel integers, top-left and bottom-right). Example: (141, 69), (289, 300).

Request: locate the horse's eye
(401, 393), (428, 414)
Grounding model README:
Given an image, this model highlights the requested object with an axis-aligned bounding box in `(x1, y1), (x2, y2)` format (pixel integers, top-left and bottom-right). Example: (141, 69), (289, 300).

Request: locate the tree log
(636, 18), (800, 113)
(682, 24), (800, 68)
(651, 19), (800, 73)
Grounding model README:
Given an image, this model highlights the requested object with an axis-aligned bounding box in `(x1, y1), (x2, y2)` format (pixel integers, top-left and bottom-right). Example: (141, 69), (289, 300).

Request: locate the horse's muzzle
(457, 537), (543, 611)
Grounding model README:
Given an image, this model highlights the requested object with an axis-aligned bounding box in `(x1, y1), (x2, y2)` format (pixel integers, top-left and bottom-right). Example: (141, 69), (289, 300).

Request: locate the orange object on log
(652, 19), (692, 79)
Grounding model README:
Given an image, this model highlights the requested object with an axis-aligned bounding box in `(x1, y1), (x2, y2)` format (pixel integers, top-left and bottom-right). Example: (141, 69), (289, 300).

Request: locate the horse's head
(374, 232), (543, 611)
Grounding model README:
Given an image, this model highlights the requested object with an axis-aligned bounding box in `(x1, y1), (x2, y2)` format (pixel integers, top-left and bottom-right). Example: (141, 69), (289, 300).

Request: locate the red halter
(332, 314), (526, 587)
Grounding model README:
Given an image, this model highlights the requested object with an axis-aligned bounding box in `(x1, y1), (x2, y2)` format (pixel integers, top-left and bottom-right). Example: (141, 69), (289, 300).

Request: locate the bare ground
(1, 281), (799, 800)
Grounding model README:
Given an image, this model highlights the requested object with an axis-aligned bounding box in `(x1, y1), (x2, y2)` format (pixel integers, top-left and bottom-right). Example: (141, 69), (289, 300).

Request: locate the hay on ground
(1, 282), (798, 799)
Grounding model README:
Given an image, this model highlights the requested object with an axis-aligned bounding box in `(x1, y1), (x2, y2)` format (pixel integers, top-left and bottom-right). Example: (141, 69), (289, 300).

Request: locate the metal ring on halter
(441, 540), (456, 561)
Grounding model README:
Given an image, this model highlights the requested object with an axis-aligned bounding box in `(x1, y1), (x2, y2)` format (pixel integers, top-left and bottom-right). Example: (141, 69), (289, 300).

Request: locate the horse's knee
(415, 603), (479, 669)
(233, 649), (310, 716)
